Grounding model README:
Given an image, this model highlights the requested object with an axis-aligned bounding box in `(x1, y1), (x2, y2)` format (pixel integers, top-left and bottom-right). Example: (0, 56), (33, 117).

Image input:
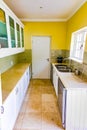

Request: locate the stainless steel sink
(57, 68), (72, 72)
(55, 65), (72, 72)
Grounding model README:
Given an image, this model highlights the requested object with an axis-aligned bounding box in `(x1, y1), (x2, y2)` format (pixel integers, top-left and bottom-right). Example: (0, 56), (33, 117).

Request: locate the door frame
(31, 35), (51, 79)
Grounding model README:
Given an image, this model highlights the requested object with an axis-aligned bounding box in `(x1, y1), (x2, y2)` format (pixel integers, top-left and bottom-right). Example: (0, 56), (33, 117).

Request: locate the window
(70, 27), (87, 63)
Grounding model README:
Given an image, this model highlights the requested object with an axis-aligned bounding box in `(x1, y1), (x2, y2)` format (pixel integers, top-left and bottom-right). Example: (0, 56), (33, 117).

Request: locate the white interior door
(32, 36), (50, 79)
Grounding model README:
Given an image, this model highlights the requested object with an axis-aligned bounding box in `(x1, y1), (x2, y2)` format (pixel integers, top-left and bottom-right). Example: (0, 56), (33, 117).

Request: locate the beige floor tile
(41, 86), (55, 94)
(42, 94), (56, 102)
(30, 79), (45, 86)
(29, 94), (42, 101)
(42, 102), (58, 112)
(42, 122), (63, 130)
(25, 100), (42, 113)
(21, 112), (42, 129)
(42, 112), (62, 127)
(29, 87), (42, 95)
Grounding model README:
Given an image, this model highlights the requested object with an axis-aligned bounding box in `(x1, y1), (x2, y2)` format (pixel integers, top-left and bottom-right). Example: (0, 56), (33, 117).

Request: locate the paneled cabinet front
(1, 90), (16, 130)
(15, 81), (22, 117)
(1, 66), (30, 130)
(53, 66), (58, 97)
(0, 1), (24, 58)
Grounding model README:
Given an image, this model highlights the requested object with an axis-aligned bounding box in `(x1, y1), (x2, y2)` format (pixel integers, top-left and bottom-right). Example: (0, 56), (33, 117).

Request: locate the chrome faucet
(63, 57), (70, 61)
(63, 57), (71, 66)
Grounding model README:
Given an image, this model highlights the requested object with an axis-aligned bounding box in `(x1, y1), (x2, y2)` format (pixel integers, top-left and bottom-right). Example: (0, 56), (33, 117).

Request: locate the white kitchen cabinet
(0, 75), (2, 130)
(53, 66), (58, 97)
(20, 66), (30, 103)
(65, 89), (87, 130)
(15, 80), (22, 117)
(1, 65), (31, 130)
(1, 90), (16, 130)
(0, 0), (24, 58)
(22, 67), (30, 96)
(14, 66), (30, 125)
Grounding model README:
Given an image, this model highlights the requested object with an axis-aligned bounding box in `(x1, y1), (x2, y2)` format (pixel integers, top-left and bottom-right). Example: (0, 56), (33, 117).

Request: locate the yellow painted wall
(23, 22), (67, 50)
(66, 2), (87, 51)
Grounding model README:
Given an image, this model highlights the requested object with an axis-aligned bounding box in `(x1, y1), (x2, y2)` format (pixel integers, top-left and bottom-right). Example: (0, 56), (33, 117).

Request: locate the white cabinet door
(26, 67), (29, 85)
(23, 71), (28, 95)
(53, 67), (58, 97)
(23, 67), (29, 96)
(0, 75), (2, 130)
(66, 89), (87, 130)
(1, 91), (16, 130)
(53, 69), (55, 88)
(15, 80), (23, 117)
(55, 73), (58, 97)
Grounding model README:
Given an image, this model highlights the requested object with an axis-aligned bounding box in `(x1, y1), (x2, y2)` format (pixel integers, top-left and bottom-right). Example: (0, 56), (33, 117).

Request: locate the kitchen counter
(1, 63), (30, 103)
(52, 63), (87, 90)
(52, 63), (87, 130)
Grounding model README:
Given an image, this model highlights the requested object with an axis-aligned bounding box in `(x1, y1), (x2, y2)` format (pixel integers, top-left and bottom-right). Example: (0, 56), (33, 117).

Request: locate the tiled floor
(13, 79), (64, 130)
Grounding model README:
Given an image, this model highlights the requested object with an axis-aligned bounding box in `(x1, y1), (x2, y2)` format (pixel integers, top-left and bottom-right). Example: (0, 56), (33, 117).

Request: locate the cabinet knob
(1, 106), (4, 114)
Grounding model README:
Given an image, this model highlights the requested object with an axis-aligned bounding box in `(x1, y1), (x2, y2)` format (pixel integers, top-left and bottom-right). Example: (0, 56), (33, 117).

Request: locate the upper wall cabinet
(0, 1), (24, 58)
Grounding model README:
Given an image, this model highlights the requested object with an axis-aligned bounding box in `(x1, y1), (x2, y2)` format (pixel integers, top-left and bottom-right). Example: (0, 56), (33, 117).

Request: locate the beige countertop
(1, 63), (30, 103)
(52, 63), (87, 90)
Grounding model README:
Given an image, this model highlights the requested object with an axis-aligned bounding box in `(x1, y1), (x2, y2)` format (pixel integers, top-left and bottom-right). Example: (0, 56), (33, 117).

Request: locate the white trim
(0, 48), (25, 58)
(66, 0), (87, 21)
(20, 18), (67, 22)
(70, 57), (83, 63)
(70, 26), (87, 63)
(73, 26), (87, 33)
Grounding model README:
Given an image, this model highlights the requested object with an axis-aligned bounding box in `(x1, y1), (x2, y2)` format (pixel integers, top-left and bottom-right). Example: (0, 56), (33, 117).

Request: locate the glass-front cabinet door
(16, 23), (20, 47)
(21, 27), (24, 47)
(9, 16), (16, 48)
(0, 8), (8, 48)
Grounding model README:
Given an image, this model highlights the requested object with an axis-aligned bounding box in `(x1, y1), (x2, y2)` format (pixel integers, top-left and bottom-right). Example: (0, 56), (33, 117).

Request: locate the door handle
(15, 88), (18, 95)
(1, 106), (4, 114)
(46, 58), (49, 61)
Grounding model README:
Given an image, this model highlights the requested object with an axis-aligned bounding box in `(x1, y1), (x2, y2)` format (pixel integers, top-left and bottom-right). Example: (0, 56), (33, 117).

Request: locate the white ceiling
(3, 0), (87, 21)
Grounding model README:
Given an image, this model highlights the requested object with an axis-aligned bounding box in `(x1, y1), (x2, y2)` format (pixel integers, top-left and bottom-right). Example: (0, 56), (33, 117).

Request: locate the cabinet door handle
(1, 106), (4, 114)
(15, 88), (18, 95)
(26, 72), (28, 75)
(46, 58), (49, 61)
